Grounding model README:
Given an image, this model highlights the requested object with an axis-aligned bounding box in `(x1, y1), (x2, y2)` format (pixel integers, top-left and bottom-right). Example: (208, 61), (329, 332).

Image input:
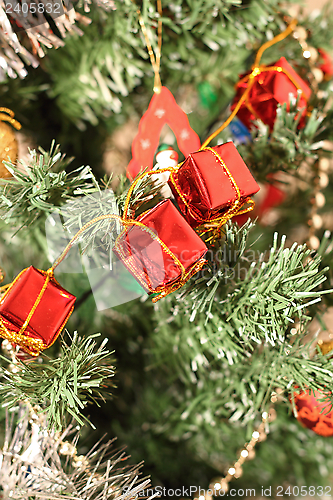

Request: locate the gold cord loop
(0, 107), (21, 130)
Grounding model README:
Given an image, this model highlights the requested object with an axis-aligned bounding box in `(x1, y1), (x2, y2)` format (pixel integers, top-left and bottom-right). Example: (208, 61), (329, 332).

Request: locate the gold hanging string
(253, 20), (297, 68)
(200, 19), (298, 150)
(135, 0), (163, 93)
(0, 107), (22, 130)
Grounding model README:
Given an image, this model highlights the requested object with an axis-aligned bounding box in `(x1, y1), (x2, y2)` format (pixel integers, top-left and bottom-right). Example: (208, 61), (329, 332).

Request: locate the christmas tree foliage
(1, 0), (333, 498)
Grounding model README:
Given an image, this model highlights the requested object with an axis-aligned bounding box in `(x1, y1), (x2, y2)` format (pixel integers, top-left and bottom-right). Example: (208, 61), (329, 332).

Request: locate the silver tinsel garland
(0, 404), (155, 499)
(0, 0), (116, 80)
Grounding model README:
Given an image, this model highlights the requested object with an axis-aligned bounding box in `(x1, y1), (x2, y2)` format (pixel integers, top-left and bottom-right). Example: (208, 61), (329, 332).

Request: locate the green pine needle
(0, 332), (115, 430)
(0, 141), (97, 231)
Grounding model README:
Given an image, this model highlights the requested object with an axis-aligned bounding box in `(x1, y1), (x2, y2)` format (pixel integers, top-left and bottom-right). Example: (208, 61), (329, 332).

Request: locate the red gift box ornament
(113, 199), (208, 302)
(168, 143), (259, 234)
(0, 266), (76, 356)
(232, 56), (311, 131)
(114, 199), (208, 300)
(196, 21), (309, 137)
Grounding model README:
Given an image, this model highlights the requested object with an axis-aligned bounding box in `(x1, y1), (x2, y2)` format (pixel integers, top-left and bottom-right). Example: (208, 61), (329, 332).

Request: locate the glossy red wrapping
(232, 57), (311, 130)
(113, 199), (207, 293)
(126, 86), (200, 180)
(168, 142), (259, 228)
(293, 389), (333, 437)
(0, 266), (76, 348)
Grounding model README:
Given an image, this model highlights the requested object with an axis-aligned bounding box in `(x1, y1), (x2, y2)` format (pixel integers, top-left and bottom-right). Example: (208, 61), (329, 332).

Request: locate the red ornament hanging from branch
(293, 388), (333, 437)
(126, 1), (200, 180)
(127, 87), (200, 180)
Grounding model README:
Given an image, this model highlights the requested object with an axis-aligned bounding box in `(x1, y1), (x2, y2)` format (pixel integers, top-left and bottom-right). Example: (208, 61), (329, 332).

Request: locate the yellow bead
(308, 47), (319, 62)
(312, 214), (323, 229)
(316, 192), (326, 208)
(220, 481), (229, 493)
(234, 466), (243, 478)
(312, 68), (324, 83)
(293, 26), (307, 41)
(268, 408), (277, 422)
(258, 431), (267, 442)
(319, 172), (329, 188)
(319, 157), (330, 172)
(309, 235), (320, 250)
(209, 479), (223, 491)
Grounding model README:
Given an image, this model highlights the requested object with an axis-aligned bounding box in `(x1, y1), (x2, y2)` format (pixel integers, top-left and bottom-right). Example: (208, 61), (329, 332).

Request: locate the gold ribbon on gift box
(168, 147), (255, 242)
(0, 268), (74, 356)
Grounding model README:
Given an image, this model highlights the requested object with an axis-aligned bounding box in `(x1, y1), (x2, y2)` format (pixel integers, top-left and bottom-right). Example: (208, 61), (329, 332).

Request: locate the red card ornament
(113, 199), (207, 302)
(0, 266), (76, 356)
(126, 87), (200, 180)
(293, 388), (333, 437)
(232, 57), (312, 131)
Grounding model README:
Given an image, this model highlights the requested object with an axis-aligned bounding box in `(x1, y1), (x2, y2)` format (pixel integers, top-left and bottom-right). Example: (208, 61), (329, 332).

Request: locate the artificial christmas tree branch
(148, 229), (333, 431)
(1, 0), (333, 493)
(0, 0), (116, 80)
(0, 332), (115, 429)
(0, 142), (162, 236)
(237, 98), (332, 182)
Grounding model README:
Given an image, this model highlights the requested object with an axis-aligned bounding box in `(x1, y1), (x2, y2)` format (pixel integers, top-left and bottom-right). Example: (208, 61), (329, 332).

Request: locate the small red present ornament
(0, 266), (76, 356)
(318, 48), (333, 80)
(293, 388), (333, 437)
(232, 56), (312, 131)
(113, 199), (207, 302)
(168, 142), (259, 230)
